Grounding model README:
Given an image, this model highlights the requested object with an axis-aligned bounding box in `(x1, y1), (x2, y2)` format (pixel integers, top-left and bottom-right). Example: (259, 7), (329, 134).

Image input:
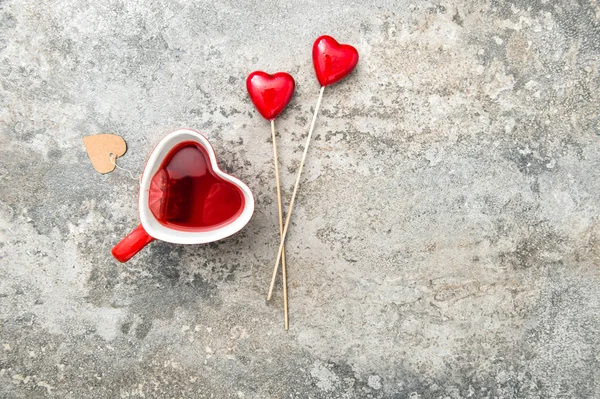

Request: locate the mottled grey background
(1, 0), (600, 398)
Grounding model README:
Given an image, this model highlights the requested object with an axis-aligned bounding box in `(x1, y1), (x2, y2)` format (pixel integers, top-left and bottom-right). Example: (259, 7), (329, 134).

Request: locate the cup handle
(112, 224), (155, 263)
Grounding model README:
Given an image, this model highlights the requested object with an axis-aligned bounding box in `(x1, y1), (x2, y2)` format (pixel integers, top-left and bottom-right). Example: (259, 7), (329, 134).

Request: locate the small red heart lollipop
(246, 71), (295, 120)
(313, 35), (359, 87)
(247, 70), (296, 329)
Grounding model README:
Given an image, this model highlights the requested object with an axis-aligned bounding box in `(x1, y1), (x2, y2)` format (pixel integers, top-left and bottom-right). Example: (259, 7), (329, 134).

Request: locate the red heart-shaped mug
(112, 129), (254, 262)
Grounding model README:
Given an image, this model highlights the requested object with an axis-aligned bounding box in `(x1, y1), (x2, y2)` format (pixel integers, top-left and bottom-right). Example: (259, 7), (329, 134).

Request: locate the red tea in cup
(148, 141), (244, 231)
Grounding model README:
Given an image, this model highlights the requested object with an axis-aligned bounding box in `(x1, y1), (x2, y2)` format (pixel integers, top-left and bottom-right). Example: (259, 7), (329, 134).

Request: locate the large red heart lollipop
(267, 35), (359, 308)
(246, 71), (295, 120)
(313, 35), (359, 87)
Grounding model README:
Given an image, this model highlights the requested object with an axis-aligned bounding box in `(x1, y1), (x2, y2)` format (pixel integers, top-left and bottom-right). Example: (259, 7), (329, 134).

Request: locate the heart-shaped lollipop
(112, 129), (254, 263)
(267, 35), (359, 306)
(246, 71), (295, 120)
(313, 35), (359, 87)
(247, 70), (296, 329)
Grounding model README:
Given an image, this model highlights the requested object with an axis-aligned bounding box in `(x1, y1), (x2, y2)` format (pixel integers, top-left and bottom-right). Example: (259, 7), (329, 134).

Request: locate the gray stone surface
(1, 0), (600, 397)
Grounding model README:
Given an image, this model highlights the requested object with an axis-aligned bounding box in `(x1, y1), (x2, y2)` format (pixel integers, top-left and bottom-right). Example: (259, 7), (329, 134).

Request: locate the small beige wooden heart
(83, 134), (127, 174)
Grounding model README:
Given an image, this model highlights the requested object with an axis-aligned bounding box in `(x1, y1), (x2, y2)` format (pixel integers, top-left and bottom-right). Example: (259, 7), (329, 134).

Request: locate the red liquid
(148, 141), (244, 231)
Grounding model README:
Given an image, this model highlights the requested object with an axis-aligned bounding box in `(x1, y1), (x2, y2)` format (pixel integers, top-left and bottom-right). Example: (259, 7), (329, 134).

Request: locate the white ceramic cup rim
(138, 129), (254, 244)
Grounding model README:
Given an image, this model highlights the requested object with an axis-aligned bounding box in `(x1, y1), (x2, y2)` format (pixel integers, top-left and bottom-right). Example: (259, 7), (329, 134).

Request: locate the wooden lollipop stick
(269, 119), (289, 330)
(267, 86), (325, 301)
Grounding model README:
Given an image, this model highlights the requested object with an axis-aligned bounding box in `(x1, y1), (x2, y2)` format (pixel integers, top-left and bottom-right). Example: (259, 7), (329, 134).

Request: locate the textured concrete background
(1, 0), (600, 397)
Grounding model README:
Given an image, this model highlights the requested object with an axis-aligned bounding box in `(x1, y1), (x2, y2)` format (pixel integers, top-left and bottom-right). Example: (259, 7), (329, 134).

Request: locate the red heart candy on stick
(247, 69), (296, 329)
(313, 35), (359, 87)
(246, 71), (295, 120)
(266, 35), (359, 312)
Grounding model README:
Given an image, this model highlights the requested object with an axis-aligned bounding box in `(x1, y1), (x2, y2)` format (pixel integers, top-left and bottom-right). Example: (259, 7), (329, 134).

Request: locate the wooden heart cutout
(83, 134), (127, 174)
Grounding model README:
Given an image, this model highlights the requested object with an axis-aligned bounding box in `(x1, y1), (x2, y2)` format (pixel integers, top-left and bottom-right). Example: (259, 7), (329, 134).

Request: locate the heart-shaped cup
(112, 129), (254, 262)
